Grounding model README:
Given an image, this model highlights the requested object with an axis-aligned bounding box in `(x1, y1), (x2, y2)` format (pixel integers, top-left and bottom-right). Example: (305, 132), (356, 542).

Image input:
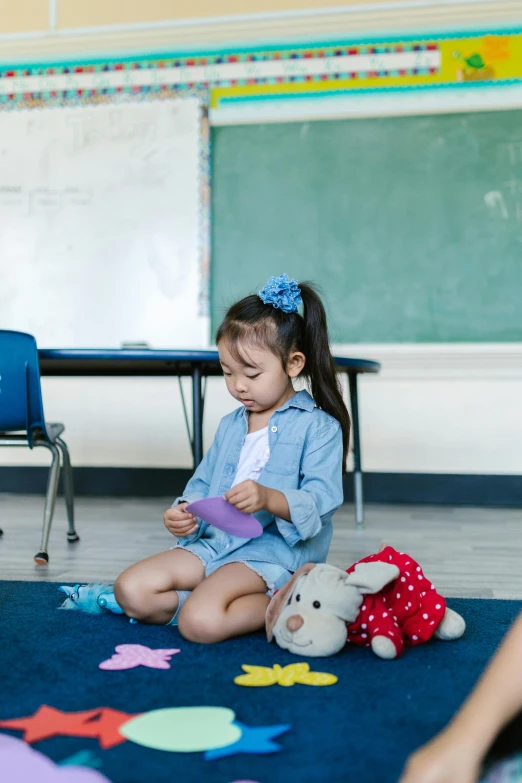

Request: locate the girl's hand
(224, 480), (268, 515)
(399, 728), (483, 783)
(164, 503), (199, 537)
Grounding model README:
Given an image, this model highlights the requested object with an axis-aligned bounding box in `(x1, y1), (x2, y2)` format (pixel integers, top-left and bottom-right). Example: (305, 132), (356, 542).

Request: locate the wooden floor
(1, 495), (521, 599)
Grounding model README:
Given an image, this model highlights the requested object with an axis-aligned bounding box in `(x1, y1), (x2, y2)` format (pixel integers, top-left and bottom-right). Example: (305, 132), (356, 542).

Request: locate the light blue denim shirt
(172, 389), (344, 573)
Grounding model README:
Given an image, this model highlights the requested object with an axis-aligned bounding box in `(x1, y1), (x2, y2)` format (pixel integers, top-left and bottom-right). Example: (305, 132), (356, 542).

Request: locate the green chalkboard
(211, 110), (522, 343)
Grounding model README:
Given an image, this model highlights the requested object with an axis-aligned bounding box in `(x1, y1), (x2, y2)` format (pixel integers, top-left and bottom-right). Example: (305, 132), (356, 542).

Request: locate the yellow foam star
(234, 663), (338, 687)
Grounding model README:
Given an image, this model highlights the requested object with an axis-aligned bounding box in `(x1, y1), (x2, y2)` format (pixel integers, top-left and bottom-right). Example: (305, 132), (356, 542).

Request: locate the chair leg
(56, 437), (79, 543)
(348, 371), (365, 528)
(34, 441), (61, 565)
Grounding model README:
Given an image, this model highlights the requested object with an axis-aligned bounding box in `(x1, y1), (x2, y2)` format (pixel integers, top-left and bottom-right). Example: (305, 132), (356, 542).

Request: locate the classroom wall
(2, 5), (522, 489)
(1, 345), (522, 479)
(0, 1), (48, 34)
(55, 0), (425, 28)
(1, 1), (521, 60)
(1, 0), (512, 35)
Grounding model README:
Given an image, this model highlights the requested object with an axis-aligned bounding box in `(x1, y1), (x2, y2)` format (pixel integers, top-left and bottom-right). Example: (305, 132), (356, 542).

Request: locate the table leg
(192, 366), (203, 469)
(348, 371), (365, 527)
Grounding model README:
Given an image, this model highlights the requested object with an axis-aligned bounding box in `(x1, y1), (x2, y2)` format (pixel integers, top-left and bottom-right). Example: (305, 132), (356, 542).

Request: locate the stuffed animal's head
(266, 561), (400, 657)
(58, 583), (113, 614)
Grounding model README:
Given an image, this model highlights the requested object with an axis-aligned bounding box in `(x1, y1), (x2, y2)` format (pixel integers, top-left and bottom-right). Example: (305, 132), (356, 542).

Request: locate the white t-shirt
(231, 426), (270, 487)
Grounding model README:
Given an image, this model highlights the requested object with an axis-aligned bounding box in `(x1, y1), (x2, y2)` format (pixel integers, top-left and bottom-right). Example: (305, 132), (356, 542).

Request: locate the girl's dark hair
(215, 280), (351, 474)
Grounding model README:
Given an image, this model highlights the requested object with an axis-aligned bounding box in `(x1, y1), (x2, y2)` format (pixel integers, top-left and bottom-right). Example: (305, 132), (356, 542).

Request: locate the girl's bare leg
(114, 549), (205, 624)
(178, 562), (270, 643)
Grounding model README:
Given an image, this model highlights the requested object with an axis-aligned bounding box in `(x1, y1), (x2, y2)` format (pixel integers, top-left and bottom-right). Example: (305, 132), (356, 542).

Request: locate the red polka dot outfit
(345, 546), (446, 658)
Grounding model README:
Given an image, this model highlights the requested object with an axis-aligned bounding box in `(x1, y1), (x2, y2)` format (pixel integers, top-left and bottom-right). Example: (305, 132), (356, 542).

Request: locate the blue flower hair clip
(258, 273), (302, 314)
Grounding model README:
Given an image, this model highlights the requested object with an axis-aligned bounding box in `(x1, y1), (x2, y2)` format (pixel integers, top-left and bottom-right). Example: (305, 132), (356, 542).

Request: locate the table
(38, 349), (380, 524)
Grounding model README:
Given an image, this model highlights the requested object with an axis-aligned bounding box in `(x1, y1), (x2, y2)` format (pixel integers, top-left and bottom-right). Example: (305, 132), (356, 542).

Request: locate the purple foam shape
(99, 644), (180, 671)
(0, 732), (111, 782)
(186, 497), (263, 538)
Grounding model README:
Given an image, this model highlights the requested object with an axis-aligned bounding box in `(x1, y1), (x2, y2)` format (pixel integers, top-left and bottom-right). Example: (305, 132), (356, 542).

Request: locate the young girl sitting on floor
(113, 273), (351, 643)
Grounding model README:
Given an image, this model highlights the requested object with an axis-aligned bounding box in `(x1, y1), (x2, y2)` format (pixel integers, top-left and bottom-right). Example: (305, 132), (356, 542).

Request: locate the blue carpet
(0, 581), (520, 783)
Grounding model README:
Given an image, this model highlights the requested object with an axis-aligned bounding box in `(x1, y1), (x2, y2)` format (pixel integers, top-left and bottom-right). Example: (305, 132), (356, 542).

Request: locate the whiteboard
(0, 96), (209, 348)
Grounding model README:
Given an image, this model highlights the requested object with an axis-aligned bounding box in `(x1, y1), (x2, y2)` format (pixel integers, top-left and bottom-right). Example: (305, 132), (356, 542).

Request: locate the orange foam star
(0, 705), (140, 748)
(90, 707), (141, 749)
(0, 705), (103, 743)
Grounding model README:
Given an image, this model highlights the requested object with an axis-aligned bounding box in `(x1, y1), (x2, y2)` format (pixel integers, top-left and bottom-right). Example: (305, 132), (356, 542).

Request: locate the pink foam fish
(99, 644), (180, 671)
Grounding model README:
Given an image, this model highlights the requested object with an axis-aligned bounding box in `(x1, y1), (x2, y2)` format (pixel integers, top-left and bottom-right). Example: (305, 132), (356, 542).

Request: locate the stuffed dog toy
(266, 546), (465, 659)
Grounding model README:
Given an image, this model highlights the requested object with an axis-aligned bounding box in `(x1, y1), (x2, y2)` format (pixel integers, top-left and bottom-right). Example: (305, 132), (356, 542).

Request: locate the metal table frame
(38, 349), (380, 524)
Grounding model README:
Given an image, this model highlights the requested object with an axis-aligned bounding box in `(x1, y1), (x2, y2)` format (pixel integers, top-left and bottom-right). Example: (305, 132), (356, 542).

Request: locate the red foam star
(0, 705), (139, 748)
(0, 705), (102, 743)
(89, 707), (141, 749)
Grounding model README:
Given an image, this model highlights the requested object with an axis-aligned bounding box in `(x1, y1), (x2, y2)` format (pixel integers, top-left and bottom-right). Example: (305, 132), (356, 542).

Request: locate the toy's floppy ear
(266, 563), (316, 642)
(58, 585), (74, 597)
(345, 562), (400, 594)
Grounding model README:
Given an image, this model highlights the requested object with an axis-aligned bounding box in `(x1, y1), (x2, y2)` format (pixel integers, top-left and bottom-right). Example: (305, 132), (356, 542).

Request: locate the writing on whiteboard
(0, 187), (91, 213)
(65, 113), (156, 151)
(0, 98), (208, 347)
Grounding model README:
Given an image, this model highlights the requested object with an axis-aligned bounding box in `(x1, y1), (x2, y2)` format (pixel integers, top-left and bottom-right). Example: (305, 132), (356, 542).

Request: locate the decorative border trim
(198, 100), (211, 318)
(210, 81), (522, 125)
(0, 45), (440, 103)
(0, 30), (521, 107)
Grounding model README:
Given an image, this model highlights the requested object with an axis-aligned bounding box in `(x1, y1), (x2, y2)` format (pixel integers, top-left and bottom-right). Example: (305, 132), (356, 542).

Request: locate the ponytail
(215, 278), (351, 473)
(298, 282), (351, 474)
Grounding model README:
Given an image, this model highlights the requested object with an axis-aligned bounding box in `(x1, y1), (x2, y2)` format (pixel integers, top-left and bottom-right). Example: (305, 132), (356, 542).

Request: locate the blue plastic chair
(0, 330), (79, 564)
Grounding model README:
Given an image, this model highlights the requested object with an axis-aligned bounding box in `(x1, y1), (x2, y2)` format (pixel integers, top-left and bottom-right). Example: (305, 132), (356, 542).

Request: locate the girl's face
(218, 338), (305, 414)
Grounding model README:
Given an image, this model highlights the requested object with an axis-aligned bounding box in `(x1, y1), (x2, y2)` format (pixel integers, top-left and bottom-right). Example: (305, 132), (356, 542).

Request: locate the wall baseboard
(344, 472), (522, 507)
(0, 467), (521, 507)
(0, 467), (193, 499)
